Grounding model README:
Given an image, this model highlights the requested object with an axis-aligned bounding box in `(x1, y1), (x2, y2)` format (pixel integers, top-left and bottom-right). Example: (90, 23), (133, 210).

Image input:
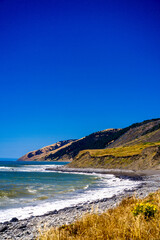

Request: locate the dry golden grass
(77, 142), (160, 158)
(37, 190), (160, 240)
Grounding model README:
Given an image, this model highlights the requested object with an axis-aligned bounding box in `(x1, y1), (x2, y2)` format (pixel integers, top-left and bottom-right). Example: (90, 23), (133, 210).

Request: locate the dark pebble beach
(0, 168), (160, 240)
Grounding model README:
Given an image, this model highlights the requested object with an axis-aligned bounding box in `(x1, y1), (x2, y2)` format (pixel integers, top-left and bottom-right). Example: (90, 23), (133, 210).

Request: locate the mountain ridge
(18, 140), (76, 161)
(18, 118), (160, 169)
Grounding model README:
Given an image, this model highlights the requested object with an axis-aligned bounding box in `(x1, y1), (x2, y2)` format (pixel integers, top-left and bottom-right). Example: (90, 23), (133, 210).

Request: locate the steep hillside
(107, 119), (160, 148)
(18, 140), (75, 161)
(18, 129), (122, 161)
(44, 128), (121, 161)
(68, 142), (160, 170)
(44, 119), (160, 162)
(18, 118), (160, 163)
(68, 119), (160, 170)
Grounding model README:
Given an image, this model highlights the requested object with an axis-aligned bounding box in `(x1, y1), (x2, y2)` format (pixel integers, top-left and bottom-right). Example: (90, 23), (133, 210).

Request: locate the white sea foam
(0, 166), (12, 171)
(26, 187), (37, 194)
(0, 173), (141, 223)
(0, 164), (60, 172)
(83, 184), (89, 189)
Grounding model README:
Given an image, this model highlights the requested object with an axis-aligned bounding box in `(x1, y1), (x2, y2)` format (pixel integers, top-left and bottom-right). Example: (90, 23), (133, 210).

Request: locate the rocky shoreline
(0, 170), (160, 240)
(46, 165), (160, 178)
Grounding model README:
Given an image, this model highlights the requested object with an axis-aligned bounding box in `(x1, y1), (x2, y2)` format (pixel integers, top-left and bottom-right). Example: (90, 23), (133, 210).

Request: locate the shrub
(132, 202), (157, 219)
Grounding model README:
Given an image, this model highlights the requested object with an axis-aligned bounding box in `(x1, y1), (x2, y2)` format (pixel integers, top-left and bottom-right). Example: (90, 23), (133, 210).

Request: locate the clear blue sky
(0, 0), (160, 158)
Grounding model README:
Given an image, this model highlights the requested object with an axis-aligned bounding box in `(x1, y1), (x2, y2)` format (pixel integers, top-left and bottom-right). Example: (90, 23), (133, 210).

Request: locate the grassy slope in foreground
(68, 142), (160, 170)
(38, 190), (160, 240)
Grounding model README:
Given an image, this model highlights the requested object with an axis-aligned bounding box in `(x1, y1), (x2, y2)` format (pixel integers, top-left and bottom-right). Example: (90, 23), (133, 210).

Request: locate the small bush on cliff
(132, 202), (157, 219)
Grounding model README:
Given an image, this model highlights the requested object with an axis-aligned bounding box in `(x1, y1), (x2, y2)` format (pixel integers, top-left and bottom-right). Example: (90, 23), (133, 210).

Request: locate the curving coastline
(45, 165), (160, 178)
(0, 169), (160, 240)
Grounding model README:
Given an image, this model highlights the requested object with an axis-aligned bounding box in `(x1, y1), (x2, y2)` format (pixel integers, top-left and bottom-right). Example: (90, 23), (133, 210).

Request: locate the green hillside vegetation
(18, 118), (160, 163)
(44, 129), (121, 161)
(44, 119), (160, 162)
(68, 142), (160, 170)
(77, 142), (160, 158)
(38, 190), (160, 240)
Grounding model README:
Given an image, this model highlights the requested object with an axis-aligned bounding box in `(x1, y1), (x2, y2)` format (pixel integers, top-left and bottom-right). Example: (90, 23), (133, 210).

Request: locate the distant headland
(18, 118), (160, 171)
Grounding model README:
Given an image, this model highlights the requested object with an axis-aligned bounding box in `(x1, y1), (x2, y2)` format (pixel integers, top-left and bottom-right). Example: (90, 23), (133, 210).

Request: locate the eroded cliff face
(68, 145), (160, 170)
(18, 118), (160, 166)
(68, 119), (160, 170)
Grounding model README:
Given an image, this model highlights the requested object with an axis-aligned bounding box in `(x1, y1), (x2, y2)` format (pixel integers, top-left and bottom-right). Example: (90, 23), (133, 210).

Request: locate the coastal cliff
(18, 128), (121, 161)
(18, 118), (160, 170)
(69, 119), (160, 170)
(18, 140), (76, 161)
(68, 144), (160, 170)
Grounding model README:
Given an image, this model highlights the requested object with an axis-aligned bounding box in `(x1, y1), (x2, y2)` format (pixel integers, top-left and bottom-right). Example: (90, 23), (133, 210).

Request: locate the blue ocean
(0, 159), (140, 222)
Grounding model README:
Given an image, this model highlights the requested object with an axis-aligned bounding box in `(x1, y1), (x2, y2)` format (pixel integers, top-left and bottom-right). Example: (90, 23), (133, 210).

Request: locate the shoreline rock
(46, 165), (160, 178)
(0, 172), (159, 240)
